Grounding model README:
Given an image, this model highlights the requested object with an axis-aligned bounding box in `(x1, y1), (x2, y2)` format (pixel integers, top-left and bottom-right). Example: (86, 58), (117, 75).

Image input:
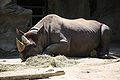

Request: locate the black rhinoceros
(16, 14), (111, 61)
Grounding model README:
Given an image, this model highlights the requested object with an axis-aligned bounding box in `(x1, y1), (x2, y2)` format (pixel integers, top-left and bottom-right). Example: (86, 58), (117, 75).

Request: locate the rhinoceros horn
(21, 35), (31, 45)
(16, 38), (25, 52)
(16, 28), (24, 35)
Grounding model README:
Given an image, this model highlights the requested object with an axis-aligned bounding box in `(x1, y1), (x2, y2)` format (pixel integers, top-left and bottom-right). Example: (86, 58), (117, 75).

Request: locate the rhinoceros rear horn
(21, 35), (31, 45)
(16, 38), (25, 52)
(16, 28), (24, 35)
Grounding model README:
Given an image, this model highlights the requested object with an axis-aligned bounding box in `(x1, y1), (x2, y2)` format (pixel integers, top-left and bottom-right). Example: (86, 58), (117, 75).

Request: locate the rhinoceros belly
(70, 31), (100, 57)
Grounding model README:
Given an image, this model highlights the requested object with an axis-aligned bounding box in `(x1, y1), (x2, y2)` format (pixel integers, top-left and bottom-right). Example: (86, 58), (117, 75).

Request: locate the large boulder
(0, 0), (32, 57)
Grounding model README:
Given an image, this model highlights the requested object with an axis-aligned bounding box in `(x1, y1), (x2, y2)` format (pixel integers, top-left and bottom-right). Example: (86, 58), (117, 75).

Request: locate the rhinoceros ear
(37, 25), (44, 33)
(16, 38), (25, 52)
(37, 25), (48, 34)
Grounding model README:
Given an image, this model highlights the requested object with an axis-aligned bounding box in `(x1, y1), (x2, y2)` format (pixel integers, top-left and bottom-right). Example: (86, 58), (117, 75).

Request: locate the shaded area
(110, 43), (120, 57)
(0, 0), (32, 56)
(0, 49), (19, 59)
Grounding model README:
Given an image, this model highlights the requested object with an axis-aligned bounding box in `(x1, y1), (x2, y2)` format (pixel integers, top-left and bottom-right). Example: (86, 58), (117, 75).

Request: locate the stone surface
(91, 0), (120, 41)
(0, 0), (32, 56)
(48, 0), (120, 41)
(48, 0), (90, 19)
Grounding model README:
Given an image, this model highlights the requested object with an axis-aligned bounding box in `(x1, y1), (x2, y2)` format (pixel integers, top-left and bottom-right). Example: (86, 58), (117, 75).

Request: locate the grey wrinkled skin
(18, 14), (111, 61)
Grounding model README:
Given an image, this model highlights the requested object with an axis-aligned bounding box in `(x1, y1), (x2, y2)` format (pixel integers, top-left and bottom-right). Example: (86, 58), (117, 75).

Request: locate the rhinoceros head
(16, 32), (37, 61)
(16, 26), (48, 62)
(16, 26), (48, 61)
(16, 35), (38, 62)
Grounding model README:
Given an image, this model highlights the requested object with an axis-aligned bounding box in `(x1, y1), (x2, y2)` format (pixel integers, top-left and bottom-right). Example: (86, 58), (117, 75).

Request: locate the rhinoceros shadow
(109, 43), (120, 57)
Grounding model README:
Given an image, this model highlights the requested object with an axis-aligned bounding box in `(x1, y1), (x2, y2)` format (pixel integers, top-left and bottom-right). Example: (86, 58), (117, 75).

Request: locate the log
(0, 68), (65, 80)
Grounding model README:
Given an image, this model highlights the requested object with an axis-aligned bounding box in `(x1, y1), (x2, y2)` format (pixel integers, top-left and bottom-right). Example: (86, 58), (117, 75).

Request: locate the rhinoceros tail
(99, 23), (111, 56)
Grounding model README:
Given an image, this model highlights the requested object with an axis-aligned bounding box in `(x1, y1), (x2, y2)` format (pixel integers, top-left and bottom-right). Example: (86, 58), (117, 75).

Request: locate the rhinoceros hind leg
(96, 24), (111, 57)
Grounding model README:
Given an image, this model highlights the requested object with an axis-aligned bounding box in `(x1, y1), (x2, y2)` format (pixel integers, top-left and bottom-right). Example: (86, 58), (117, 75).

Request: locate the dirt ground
(48, 58), (120, 80)
(49, 44), (120, 80)
(0, 44), (120, 80)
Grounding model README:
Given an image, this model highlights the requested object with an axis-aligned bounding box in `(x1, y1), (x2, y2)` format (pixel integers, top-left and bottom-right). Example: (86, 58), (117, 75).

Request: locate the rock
(0, 0), (32, 56)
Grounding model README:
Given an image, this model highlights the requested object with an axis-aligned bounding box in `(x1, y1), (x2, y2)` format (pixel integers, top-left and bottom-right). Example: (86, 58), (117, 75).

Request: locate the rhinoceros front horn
(16, 38), (25, 52)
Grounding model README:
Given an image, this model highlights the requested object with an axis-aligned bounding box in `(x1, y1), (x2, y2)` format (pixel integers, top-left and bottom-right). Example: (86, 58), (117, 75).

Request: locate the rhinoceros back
(61, 19), (102, 56)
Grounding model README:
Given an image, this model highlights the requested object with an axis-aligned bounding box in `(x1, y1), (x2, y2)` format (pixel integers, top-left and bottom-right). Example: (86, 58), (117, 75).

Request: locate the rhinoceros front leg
(43, 42), (70, 56)
(43, 32), (70, 56)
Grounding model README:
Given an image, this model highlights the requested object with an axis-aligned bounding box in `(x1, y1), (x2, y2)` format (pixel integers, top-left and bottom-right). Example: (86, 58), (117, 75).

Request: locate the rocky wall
(0, 0), (32, 57)
(90, 0), (120, 41)
(48, 0), (90, 19)
(48, 0), (120, 41)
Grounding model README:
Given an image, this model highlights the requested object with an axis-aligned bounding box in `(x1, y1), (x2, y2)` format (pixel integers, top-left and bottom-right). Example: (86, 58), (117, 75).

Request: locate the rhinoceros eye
(30, 43), (37, 47)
